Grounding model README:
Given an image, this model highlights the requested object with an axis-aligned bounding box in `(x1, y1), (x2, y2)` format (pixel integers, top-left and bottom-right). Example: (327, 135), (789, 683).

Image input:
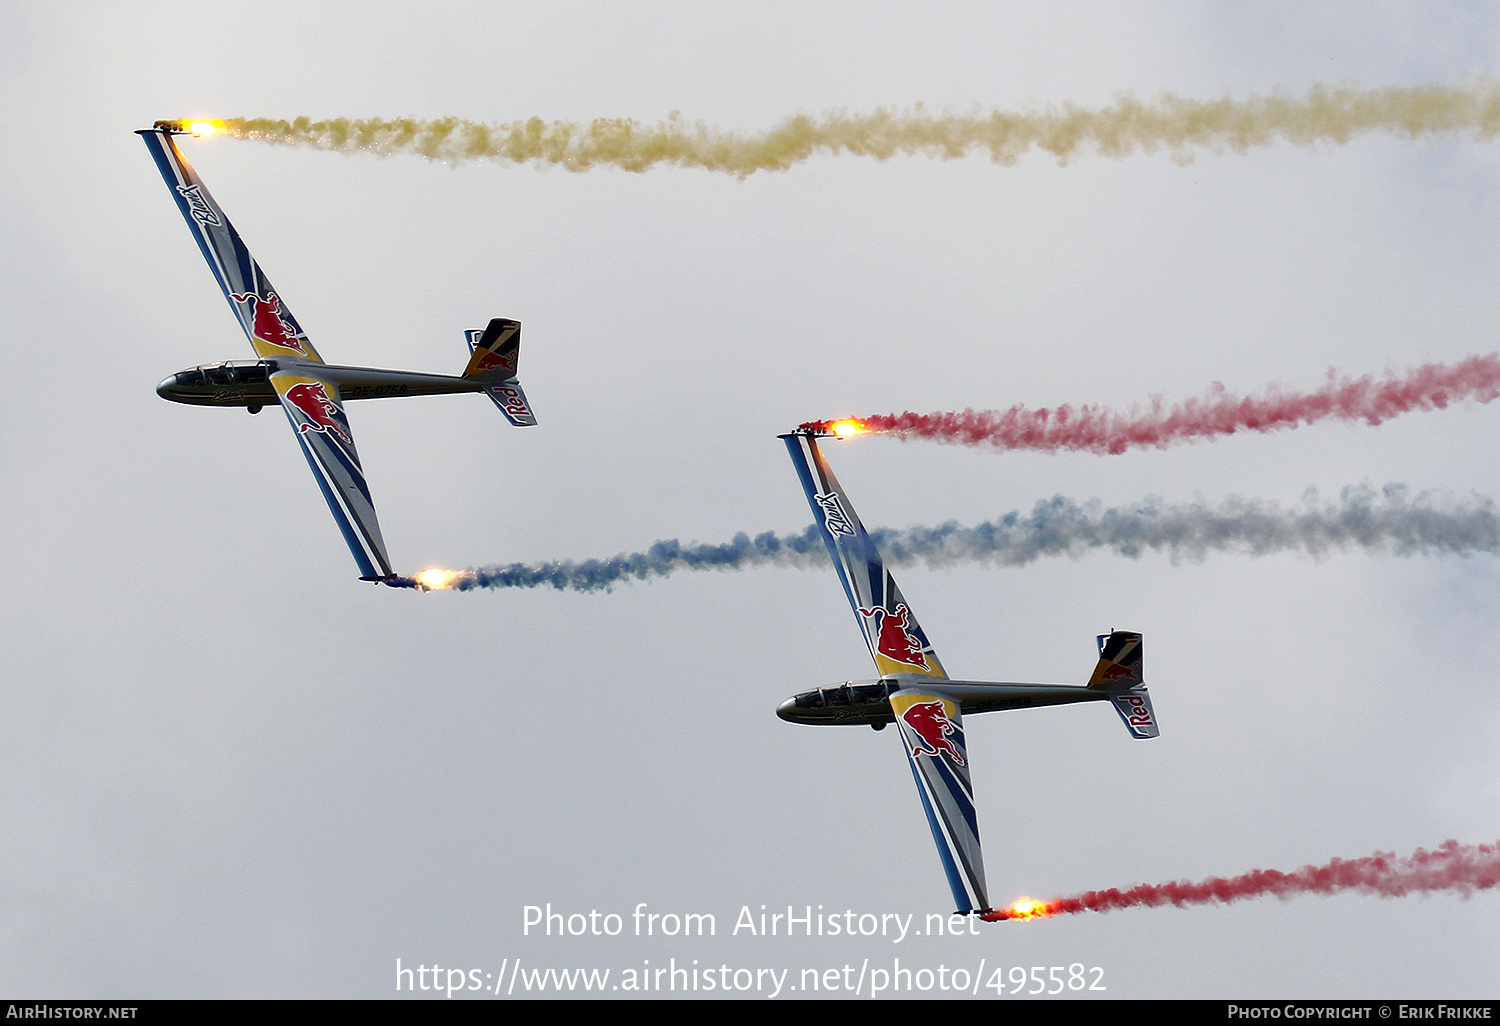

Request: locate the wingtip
(363, 574), (426, 591)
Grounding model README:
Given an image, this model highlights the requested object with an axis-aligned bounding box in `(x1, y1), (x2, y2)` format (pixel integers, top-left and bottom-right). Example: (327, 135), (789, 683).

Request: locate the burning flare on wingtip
(154, 119), (226, 137)
(415, 569), (458, 590)
(800, 418), (868, 438)
(985, 898), (1053, 921)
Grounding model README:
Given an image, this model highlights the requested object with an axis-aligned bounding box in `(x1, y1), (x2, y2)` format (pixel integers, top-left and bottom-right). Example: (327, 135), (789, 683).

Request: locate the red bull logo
(900, 700), (965, 765)
(857, 603), (930, 670)
(472, 345), (516, 376)
(283, 382), (350, 443)
(230, 292), (309, 356)
(1099, 660), (1140, 682)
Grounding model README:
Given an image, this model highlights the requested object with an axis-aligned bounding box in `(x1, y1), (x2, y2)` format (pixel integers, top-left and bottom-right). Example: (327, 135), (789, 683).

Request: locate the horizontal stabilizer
(1109, 687), (1160, 739)
(482, 380), (537, 426)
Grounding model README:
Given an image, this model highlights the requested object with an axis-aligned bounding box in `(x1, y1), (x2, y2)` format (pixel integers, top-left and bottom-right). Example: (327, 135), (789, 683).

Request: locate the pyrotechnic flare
(154, 119), (226, 138)
(803, 353), (1500, 455)
(194, 81), (1500, 176)
(414, 569), (453, 590)
(984, 839), (1500, 920)
(413, 484), (1499, 593)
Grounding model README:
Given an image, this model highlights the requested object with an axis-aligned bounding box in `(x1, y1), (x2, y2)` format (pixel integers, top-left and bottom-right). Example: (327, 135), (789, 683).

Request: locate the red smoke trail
(983, 839), (1500, 920)
(802, 354), (1500, 455)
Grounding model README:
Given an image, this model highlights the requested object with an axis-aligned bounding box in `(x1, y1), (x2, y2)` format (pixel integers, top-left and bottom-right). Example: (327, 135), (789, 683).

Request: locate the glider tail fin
(1088, 631), (1160, 739)
(781, 430), (947, 680)
(463, 318), (537, 426)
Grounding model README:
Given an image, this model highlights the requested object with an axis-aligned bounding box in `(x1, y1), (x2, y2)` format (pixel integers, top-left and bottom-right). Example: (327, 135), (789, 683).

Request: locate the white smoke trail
(215, 81), (1500, 176)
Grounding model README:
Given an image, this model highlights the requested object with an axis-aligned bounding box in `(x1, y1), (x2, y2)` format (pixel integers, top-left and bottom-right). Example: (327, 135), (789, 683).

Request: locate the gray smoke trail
(435, 484), (1500, 592)
(215, 81), (1500, 176)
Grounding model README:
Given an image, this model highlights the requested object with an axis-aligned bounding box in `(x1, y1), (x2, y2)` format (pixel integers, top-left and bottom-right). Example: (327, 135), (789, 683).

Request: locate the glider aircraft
(140, 121), (536, 587)
(779, 428), (1159, 917)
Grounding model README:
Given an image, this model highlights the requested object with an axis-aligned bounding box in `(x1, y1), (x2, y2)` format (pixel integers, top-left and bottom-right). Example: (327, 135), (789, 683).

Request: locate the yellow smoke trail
(213, 82), (1500, 176)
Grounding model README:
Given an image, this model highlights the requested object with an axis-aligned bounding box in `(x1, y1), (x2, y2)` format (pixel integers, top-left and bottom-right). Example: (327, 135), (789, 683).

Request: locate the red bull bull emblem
(857, 603), (930, 670)
(1099, 660), (1140, 682)
(283, 382), (350, 443)
(230, 292), (309, 356)
(472, 346), (516, 376)
(899, 700), (965, 765)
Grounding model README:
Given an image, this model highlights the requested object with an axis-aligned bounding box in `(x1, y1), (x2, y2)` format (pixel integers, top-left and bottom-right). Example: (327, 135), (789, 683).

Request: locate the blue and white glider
(140, 122), (536, 586)
(778, 429), (1159, 916)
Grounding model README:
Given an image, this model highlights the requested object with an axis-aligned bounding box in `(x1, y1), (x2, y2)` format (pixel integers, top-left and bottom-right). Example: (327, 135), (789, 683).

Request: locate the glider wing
(139, 127), (324, 363)
(782, 432), (948, 680)
(271, 369), (394, 580)
(891, 688), (990, 913)
(142, 127), (397, 580)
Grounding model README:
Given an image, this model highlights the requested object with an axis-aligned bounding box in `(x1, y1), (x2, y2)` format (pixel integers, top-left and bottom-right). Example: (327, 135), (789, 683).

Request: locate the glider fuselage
(157, 358), (488, 410)
(777, 678), (1111, 727)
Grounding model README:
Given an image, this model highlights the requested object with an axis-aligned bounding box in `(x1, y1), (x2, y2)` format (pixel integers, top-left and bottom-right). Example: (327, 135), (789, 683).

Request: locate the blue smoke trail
(443, 484), (1500, 592)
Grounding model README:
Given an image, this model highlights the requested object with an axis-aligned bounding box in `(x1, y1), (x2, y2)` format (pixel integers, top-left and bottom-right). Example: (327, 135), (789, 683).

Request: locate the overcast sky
(2, 1), (1499, 999)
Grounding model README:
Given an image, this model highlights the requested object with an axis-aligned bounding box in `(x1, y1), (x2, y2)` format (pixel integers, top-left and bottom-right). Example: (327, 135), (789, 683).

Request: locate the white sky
(2, 1), (1498, 999)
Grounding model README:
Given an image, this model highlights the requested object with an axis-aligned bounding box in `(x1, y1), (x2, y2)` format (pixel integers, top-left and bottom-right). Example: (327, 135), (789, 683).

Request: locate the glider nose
(776, 696), (799, 722)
